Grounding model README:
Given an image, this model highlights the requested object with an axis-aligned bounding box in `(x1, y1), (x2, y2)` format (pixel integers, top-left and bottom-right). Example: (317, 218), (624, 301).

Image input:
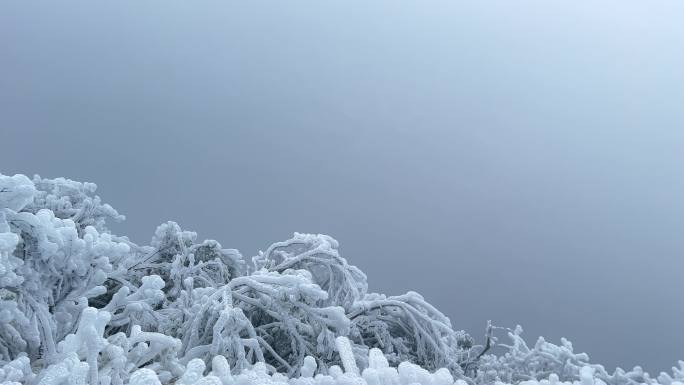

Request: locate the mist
(2, 0), (683, 373)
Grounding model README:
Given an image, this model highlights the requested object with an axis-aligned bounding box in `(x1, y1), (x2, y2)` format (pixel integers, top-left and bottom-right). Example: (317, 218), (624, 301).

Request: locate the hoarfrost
(0, 173), (681, 385)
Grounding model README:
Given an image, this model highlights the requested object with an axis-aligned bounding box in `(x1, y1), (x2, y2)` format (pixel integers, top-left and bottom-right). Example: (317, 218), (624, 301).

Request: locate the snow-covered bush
(0, 173), (682, 385)
(348, 291), (471, 374)
(253, 233), (367, 311)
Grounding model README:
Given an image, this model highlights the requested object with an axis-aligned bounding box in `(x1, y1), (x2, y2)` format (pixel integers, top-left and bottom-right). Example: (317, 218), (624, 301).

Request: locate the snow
(129, 368), (162, 385)
(16, 340), (673, 385)
(336, 336), (359, 375)
(0, 174), (35, 212)
(0, 172), (682, 385)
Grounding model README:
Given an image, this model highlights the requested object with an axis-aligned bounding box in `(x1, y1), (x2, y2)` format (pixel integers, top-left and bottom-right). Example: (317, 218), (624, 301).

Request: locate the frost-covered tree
(348, 291), (472, 374)
(0, 173), (474, 383)
(0, 174), (130, 364)
(253, 233), (367, 311)
(0, 172), (682, 385)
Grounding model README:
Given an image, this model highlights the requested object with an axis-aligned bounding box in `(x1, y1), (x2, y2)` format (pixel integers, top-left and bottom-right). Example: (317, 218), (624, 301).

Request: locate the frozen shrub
(348, 292), (470, 374)
(254, 233), (367, 311)
(26, 175), (124, 233)
(0, 173), (681, 385)
(172, 270), (349, 375)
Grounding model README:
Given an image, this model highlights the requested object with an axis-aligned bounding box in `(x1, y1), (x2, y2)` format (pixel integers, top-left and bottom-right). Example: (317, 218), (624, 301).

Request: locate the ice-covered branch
(1, 172), (681, 385)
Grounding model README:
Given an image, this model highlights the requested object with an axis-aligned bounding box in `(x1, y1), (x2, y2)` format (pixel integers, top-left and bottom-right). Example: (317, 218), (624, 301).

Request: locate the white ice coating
(335, 336), (359, 375)
(18, 335), (676, 385)
(0, 173), (682, 385)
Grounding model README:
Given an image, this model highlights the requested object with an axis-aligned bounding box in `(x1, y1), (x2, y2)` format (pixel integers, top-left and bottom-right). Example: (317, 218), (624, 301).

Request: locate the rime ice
(0, 173), (682, 385)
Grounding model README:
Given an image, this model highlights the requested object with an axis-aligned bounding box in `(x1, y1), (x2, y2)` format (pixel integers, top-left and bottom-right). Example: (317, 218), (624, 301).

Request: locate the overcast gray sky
(2, 0), (684, 374)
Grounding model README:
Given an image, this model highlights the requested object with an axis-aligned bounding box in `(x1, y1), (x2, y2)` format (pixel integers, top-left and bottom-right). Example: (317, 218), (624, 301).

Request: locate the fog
(2, 0), (683, 373)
